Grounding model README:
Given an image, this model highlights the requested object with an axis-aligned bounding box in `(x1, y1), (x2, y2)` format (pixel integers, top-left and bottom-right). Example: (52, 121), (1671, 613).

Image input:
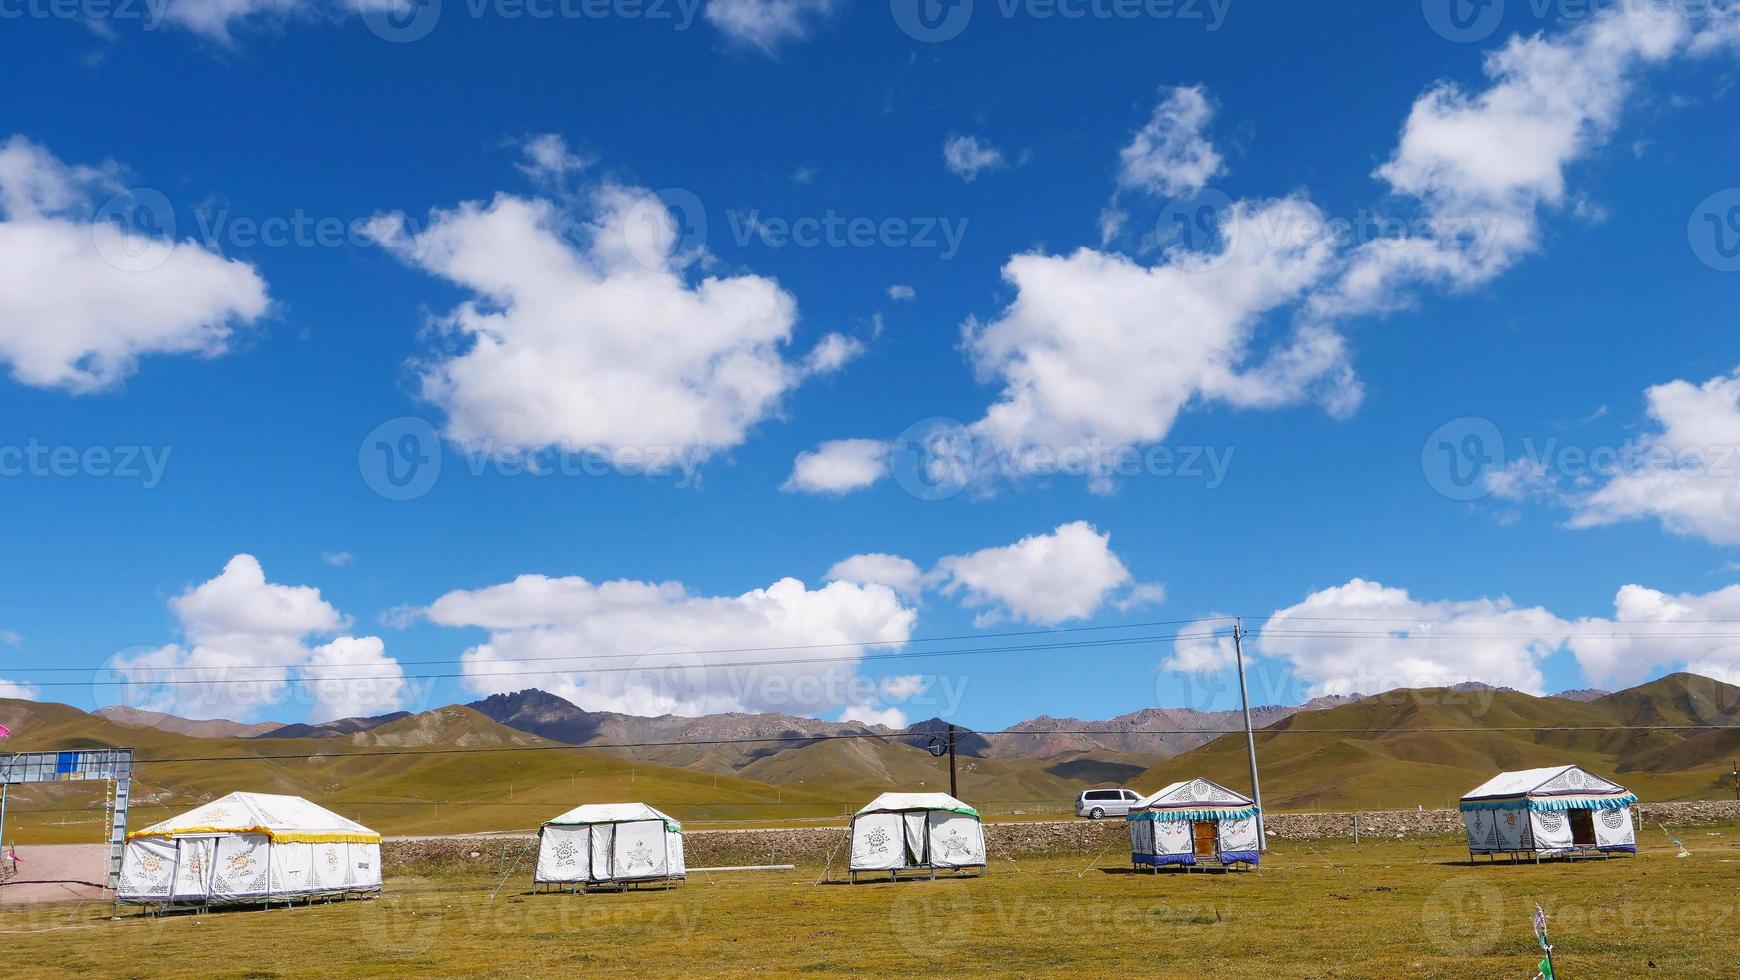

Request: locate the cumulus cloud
(106, 555), (407, 722)
(826, 553), (927, 597)
(1320, 8), (1697, 316)
(1565, 368), (1740, 545)
(1114, 84), (1223, 199)
(963, 197), (1355, 490)
(887, 284), (916, 301)
(1256, 578), (1573, 696)
(157, 0), (313, 42)
(1160, 616), (1238, 674)
(1567, 583), (1740, 688)
(369, 150), (844, 467)
(934, 521), (1136, 626)
(942, 135), (1007, 182)
(425, 572), (917, 716)
(0, 136), (270, 393)
(784, 438), (889, 494)
(838, 701), (907, 728)
(704, 0), (838, 53)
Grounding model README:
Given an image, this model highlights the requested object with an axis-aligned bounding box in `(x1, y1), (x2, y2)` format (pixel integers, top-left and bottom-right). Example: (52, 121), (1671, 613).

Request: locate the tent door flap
(1191, 821), (1217, 858)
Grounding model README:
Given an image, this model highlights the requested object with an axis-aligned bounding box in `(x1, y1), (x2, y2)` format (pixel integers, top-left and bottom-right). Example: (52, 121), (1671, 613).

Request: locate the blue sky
(2, 0), (1740, 729)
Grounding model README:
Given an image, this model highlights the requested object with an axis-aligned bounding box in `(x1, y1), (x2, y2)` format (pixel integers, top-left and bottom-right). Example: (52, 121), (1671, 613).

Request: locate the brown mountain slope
(93, 706), (284, 740)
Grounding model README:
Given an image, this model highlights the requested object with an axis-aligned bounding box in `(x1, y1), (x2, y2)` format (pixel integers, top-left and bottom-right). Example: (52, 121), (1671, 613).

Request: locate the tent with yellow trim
(117, 792), (382, 905)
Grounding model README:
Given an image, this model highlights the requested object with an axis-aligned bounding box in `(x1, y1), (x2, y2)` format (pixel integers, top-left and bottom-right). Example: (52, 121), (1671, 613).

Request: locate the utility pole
(1732, 760), (1737, 802)
(947, 724), (958, 799)
(1233, 618), (1266, 849)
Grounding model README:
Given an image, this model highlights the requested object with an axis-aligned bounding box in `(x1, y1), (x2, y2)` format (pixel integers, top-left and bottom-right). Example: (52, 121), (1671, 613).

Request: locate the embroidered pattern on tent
(551, 840), (579, 866)
(624, 841), (655, 872)
(1536, 811), (1564, 833)
(938, 830), (972, 860)
(864, 828), (890, 854)
(1600, 808), (1626, 830)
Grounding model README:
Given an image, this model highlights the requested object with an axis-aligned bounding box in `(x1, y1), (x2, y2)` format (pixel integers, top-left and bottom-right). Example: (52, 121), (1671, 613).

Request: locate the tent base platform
(1130, 859), (1258, 874)
(118, 888), (381, 916)
(847, 864), (986, 884)
(1467, 846), (1636, 865)
(533, 875), (685, 893)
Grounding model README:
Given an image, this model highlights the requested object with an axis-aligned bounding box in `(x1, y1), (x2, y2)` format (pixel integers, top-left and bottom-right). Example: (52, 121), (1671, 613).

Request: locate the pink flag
(0, 723), (10, 738)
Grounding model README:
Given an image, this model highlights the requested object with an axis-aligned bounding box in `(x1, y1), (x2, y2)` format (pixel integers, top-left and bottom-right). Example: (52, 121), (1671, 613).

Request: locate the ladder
(104, 754), (133, 890)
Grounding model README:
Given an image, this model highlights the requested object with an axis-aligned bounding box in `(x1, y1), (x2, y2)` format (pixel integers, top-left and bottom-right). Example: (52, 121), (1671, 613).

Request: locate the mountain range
(2, 673), (1728, 841)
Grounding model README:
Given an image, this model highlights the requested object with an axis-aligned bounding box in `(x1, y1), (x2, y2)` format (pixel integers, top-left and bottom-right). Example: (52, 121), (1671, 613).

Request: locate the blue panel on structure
(56, 751), (79, 774)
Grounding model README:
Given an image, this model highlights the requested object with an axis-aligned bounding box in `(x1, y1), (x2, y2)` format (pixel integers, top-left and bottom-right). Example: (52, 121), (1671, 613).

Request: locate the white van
(1075, 788), (1143, 819)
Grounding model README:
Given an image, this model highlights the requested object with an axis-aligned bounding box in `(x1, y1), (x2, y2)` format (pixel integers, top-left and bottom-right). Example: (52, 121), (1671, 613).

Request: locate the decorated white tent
(1126, 778), (1261, 871)
(117, 792), (381, 906)
(534, 803), (685, 889)
(1460, 765), (1637, 861)
(848, 792), (986, 881)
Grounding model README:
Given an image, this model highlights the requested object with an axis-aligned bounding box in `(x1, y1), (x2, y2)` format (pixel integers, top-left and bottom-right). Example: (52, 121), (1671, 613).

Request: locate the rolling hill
(1134, 673), (1740, 810)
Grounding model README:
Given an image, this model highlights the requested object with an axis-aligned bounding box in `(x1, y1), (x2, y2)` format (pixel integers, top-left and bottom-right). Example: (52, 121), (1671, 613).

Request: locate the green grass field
(4, 826), (1734, 978)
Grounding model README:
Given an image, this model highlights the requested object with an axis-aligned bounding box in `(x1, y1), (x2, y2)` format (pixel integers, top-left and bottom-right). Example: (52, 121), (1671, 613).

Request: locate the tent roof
(1132, 778), (1255, 812)
(855, 792), (979, 818)
(127, 792), (379, 844)
(1461, 765), (1629, 801)
(543, 802), (681, 832)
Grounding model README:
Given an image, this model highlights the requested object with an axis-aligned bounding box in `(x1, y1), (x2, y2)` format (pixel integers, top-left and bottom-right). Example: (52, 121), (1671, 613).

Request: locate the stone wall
(382, 800), (1740, 873)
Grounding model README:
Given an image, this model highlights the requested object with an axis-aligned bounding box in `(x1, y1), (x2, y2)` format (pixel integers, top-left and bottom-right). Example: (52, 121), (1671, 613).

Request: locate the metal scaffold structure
(0, 748), (135, 888)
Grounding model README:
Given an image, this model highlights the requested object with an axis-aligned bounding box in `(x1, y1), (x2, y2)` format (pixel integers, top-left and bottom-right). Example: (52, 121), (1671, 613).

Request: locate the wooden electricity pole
(948, 724), (958, 799)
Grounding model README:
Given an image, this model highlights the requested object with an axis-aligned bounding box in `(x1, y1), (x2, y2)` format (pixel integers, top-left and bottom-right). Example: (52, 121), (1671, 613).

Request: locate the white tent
(1126, 778), (1261, 871)
(534, 803), (685, 889)
(847, 792), (986, 881)
(117, 792), (382, 906)
(1460, 765), (1637, 861)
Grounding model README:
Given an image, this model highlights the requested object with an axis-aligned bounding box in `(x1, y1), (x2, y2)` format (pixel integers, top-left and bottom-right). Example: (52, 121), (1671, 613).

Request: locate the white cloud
(0, 629), (21, 648)
(887, 284), (915, 301)
(1116, 582), (1169, 612)
(704, 0), (838, 53)
(838, 701), (907, 728)
(963, 197), (1354, 489)
(826, 553), (927, 597)
(0, 679), (37, 700)
(942, 135), (1007, 182)
(935, 521), (1134, 626)
(515, 133), (591, 187)
(1567, 583), (1740, 688)
(322, 551), (355, 567)
(158, 0), (311, 41)
(1566, 368), (1740, 545)
(370, 167), (841, 465)
(106, 555), (405, 722)
(0, 136), (270, 393)
(802, 332), (865, 374)
(1114, 84), (1223, 198)
(1161, 616), (1237, 674)
(1322, 8), (1696, 316)
(1256, 578), (1573, 696)
(784, 438), (889, 494)
(426, 572), (917, 716)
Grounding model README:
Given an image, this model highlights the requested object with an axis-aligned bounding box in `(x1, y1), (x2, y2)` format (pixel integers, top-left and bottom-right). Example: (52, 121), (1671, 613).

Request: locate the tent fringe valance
(125, 825), (381, 845)
(1126, 806), (1259, 823)
(1458, 793), (1637, 813)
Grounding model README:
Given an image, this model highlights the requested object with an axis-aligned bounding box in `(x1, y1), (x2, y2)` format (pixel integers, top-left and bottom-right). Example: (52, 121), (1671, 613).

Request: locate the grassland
(3, 825), (1734, 978)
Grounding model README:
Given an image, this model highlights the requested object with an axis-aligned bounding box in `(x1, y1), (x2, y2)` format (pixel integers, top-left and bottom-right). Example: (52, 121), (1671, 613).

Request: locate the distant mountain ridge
(94, 705), (284, 740)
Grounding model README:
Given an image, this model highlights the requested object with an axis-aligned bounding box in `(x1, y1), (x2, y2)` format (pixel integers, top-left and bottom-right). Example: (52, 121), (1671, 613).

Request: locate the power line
(24, 630), (1235, 687)
(13, 616), (1235, 675)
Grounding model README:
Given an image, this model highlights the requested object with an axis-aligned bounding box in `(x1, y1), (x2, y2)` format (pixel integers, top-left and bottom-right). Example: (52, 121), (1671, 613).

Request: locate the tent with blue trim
(1125, 778), (1261, 871)
(1459, 765), (1637, 860)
